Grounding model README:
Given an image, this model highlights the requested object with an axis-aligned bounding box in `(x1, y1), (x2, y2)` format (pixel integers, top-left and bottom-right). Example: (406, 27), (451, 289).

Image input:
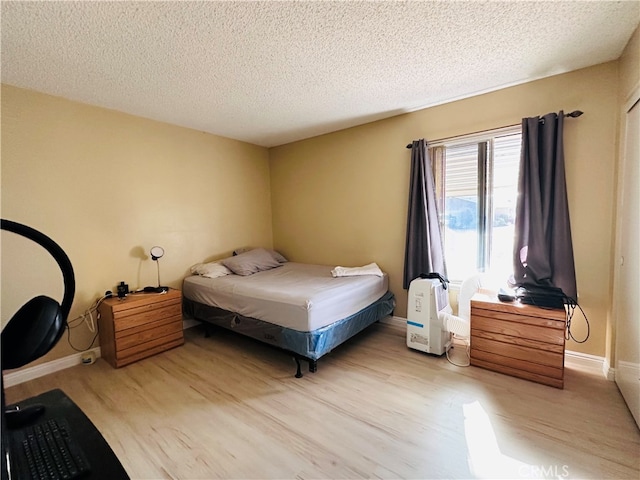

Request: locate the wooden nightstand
(470, 293), (567, 388)
(97, 288), (184, 368)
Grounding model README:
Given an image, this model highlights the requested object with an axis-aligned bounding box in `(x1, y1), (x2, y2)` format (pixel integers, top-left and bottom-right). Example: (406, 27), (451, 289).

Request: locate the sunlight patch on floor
(463, 401), (568, 479)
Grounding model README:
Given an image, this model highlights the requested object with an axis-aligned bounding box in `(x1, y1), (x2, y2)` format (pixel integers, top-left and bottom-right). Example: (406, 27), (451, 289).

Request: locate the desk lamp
(149, 246), (168, 293)
(1, 219), (75, 428)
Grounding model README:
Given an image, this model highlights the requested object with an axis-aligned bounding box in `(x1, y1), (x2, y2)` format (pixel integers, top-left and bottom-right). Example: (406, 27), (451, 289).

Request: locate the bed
(182, 249), (395, 377)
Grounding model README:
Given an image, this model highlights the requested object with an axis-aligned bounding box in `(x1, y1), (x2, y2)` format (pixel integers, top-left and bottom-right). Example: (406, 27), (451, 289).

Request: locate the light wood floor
(6, 323), (640, 479)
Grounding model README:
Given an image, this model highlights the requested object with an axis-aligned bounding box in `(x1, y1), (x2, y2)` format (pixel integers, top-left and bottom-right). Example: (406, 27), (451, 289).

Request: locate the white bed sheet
(182, 262), (389, 332)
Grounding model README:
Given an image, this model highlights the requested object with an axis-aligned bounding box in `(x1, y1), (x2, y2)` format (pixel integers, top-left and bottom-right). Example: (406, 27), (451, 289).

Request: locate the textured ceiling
(2, 1), (639, 147)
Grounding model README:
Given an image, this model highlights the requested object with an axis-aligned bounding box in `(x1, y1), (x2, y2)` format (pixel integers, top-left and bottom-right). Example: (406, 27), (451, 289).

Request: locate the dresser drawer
(471, 335), (564, 369)
(471, 315), (565, 345)
(470, 326), (565, 353)
(470, 356), (564, 388)
(470, 348), (564, 379)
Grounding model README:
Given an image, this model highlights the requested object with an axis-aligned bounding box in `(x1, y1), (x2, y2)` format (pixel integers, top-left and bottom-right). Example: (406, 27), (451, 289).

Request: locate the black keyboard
(10, 417), (91, 480)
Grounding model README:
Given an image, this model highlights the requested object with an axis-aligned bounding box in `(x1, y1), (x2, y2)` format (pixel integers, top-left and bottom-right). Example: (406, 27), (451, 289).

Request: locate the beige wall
(270, 61), (620, 357)
(1, 44), (633, 368)
(1, 85), (273, 366)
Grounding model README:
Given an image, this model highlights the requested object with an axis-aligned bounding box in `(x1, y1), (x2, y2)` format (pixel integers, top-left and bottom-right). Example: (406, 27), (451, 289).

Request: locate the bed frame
(183, 290), (395, 377)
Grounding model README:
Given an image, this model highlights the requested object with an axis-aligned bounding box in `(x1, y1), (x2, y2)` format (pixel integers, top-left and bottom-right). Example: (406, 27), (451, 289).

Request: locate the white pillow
(221, 248), (282, 276)
(190, 262), (232, 278)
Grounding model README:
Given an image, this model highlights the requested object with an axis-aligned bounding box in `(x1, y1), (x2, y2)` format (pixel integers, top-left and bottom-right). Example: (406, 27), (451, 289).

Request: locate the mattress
(182, 262), (389, 332)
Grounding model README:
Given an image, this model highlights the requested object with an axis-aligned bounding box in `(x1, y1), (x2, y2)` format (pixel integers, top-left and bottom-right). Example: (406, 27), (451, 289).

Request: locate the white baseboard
(2, 319), (201, 388)
(3, 318), (615, 387)
(602, 358), (616, 381)
(2, 346), (102, 388)
(565, 350), (613, 380)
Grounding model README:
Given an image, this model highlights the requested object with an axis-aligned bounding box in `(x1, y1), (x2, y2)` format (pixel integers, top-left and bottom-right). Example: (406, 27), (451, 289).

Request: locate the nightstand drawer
(112, 297), (181, 319)
(116, 333), (184, 367)
(116, 314), (183, 349)
(113, 303), (182, 331)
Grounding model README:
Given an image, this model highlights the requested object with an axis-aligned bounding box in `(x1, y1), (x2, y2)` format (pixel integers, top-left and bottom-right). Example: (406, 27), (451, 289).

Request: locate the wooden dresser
(98, 289), (184, 368)
(470, 294), (567, 388)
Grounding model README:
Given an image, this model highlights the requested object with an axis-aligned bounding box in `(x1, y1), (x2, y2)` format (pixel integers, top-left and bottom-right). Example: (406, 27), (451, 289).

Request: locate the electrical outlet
(81, 351), (96, 365)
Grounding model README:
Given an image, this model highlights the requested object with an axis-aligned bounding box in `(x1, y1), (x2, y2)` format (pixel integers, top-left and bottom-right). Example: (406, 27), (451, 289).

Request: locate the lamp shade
(150, 246), (164, 261)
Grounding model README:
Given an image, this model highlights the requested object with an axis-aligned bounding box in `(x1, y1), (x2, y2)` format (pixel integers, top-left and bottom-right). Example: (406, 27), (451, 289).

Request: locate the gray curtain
(403, 139), (447, 289)
(513, 111), (577, 300)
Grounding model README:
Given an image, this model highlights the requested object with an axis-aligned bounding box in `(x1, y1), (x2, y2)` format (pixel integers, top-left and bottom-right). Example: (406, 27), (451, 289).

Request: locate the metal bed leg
(293, 356), (317, 377)
(203, 324), (212, 338)
(293, 357), (303, 378)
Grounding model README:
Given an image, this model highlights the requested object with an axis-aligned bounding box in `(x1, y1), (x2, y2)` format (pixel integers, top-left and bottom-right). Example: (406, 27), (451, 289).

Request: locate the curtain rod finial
(566, 110), (583, 118)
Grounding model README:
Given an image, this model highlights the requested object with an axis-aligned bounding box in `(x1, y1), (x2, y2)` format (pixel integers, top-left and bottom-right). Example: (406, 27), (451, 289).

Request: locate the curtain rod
(405, 110), (584, 149)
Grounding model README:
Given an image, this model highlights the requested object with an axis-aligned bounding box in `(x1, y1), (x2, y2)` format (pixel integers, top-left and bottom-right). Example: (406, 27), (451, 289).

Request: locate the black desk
(3, 389), (129, 480)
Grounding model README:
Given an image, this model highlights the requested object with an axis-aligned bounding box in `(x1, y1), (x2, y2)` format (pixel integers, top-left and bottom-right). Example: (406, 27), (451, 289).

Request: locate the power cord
(515, 286), (590, 344)
(565, 298), (590, 343)
(446, 334), (470, 367)
(66, 324), (99, 353)
(65, 294), (109, 352)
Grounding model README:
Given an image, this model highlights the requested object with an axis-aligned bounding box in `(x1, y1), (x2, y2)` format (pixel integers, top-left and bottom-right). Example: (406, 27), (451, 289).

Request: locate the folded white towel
(331, 262), (383, 278)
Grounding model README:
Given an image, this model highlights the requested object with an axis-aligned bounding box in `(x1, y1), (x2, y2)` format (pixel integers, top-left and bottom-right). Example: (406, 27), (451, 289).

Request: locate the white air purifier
(406, 278), (452, 355)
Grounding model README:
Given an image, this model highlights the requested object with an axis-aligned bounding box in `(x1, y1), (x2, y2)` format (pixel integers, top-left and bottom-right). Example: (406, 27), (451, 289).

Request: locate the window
(429, 128), (521, 282)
